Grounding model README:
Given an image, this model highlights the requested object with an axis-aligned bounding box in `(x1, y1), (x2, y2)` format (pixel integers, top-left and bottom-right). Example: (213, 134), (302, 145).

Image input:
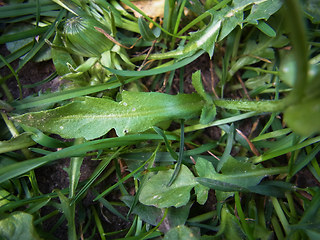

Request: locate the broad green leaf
(194, 157), (217, 204)
(163, 225), (200, 240)
(13, 91), (204, 140)
(0, 212), (41, 240)
(164, 202), (193, 231)
(55, 190), (76, 240)
(183, 0), (282, 58)
(215, 156), (265, 187)
(4, 24), (34, 54)
(184, 10), (221, 58)
(121, 195), (162, 226)
(245, 0), (283, 24)
(139, 164), (197, 208)
(218, 6), (243, 41)
(279, 52), (296, 87)
(0, 133), (35, 154)
(256, 21), (276, 37)
(197, 156), (266, 192)
(214, 205), (245, 240)
(191, 70), (212, 103)
(284, 98), (320, 136)
(51, 31), (79, 76)
(191, 70), (216, 124)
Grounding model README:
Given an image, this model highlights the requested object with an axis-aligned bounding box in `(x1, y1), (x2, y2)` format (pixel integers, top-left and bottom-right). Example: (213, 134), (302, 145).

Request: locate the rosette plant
(51, 0), (138, 86)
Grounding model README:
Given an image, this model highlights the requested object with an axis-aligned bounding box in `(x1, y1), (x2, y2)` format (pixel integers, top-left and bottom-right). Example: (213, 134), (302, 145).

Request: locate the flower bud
(62, 16), (113, 57)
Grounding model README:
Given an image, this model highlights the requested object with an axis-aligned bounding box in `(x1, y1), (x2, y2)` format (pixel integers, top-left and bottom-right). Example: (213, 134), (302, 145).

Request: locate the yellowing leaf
(122, 0), (165, 18)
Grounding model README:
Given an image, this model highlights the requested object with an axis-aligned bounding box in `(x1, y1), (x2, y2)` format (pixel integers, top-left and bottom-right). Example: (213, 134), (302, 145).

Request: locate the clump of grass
(0, 0), (319, 239)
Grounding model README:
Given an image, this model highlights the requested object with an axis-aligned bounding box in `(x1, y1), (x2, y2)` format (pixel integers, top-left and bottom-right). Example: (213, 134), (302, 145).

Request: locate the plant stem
(243, 66), (280, 75)
(214, 98), (289, 112)
(285, 0), (309, 102)
(1, 83), (14, 102)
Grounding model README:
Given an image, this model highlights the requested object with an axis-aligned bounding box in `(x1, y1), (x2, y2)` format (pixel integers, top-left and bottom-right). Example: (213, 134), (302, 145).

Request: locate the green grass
(0, 0), (320, 239)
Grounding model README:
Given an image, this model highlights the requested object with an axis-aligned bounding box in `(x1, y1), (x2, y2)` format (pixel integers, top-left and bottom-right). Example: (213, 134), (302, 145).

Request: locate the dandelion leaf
(13, 91), (203, 140)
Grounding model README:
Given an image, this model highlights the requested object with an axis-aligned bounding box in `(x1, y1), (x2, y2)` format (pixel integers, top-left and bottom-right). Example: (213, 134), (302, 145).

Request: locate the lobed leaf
(13, 91), (204, 140)
(139, 164), (197, 208)
(163, 225), (200, 240)
(0, 212), (42, 240)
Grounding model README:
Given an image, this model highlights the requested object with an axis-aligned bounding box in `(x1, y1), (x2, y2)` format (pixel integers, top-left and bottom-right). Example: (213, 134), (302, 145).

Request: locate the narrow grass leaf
(72, 147), (123, 204)
(183, 111), (259, 133)
(252, 135), (320, 163)
(299, 189), (320, 224)
(217, 124), (234, 172)
(97, 197), (128, 222)
(94, 155), (152, 201)
(12, 77), (139, 110)
(167, 120), (185, 186)
(106, 50), (204, 77)
(290, 143), (320, 177)
(0, 134), (178, 184)
(0, 0), (60, 18)
(17, 9), (66, 71)
(153, 127), (178, 160)
(252, 128), (292, 142)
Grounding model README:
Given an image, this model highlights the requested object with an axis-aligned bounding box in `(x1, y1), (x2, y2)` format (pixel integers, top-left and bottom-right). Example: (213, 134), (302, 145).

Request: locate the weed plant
(0, 0), (320, 239)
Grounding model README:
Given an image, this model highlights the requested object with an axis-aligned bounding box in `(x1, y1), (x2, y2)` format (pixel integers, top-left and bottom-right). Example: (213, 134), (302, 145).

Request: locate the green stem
(187, 211), (216, 223)
(243, 66), (280, 75)
(1, 83), (14, 102)
(214, 98), (289, 112)
(131, 48), (183, 62)
(0, 55), (22, 99)
(285, 0), (309, 102)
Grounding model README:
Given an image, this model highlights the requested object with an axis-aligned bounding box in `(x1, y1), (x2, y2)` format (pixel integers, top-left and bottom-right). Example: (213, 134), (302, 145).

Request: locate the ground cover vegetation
(0, 0), (320, 239)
